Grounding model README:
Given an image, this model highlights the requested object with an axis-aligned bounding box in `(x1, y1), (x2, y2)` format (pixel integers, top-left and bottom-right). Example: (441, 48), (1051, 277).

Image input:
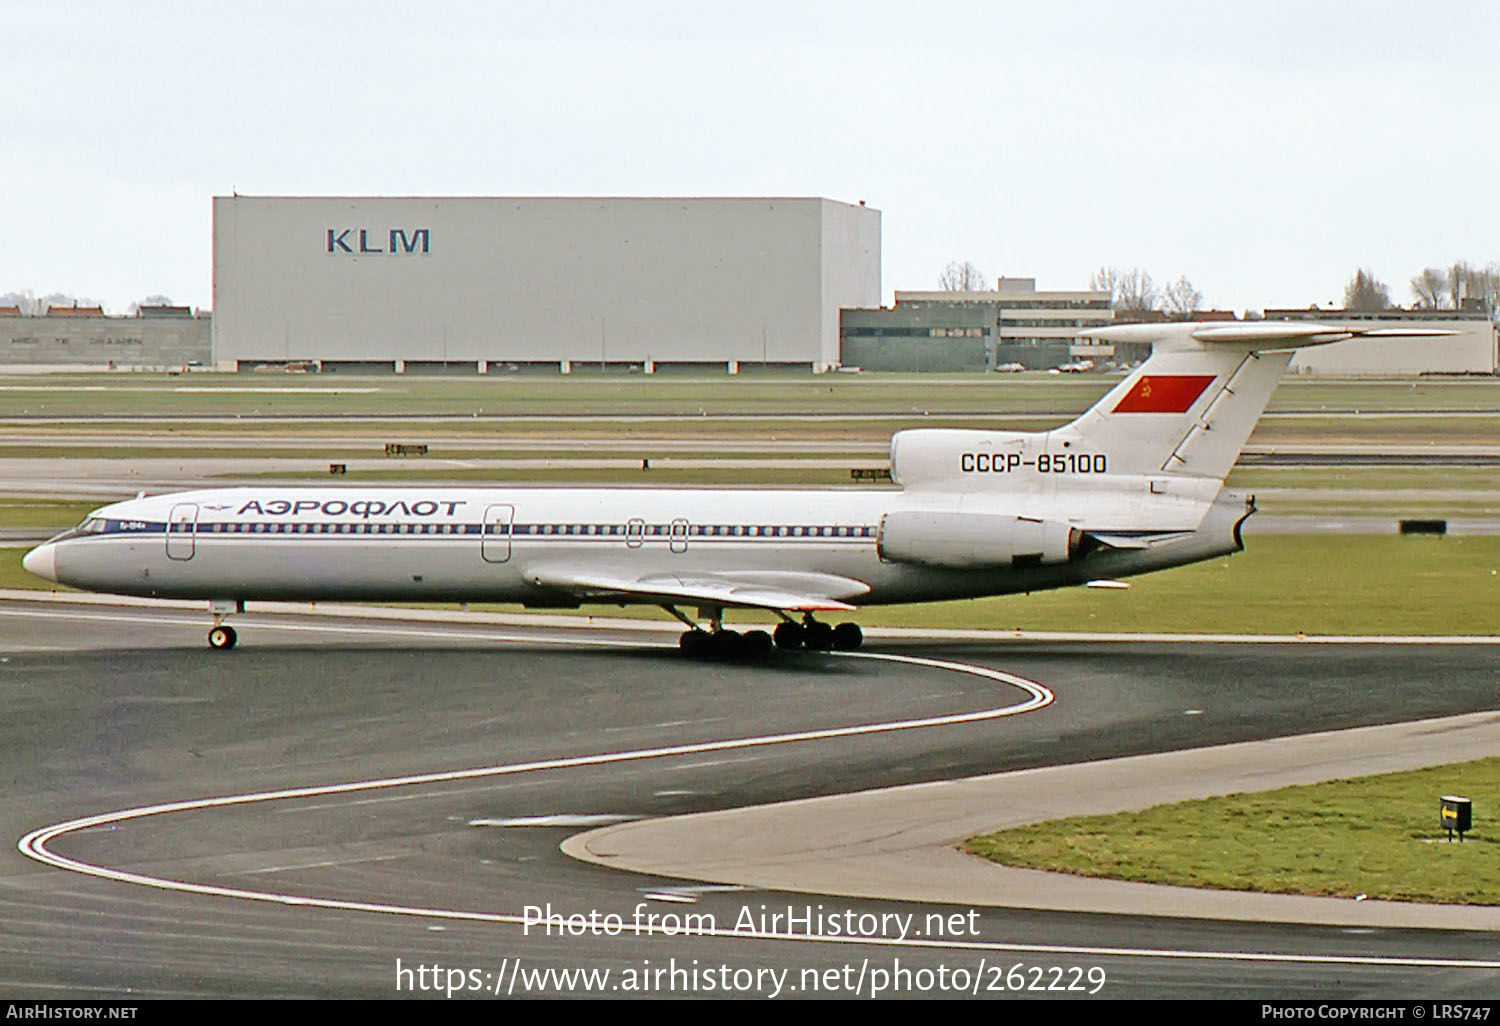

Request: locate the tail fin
(887, 322), (1452, 492)
(1060, 322), (1452, 480)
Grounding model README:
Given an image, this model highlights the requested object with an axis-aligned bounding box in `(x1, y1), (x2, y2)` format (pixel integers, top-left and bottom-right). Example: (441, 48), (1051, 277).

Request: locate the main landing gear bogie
(666, 605), (862, 660)
(678, 628), (774, 660)
(771, 618), (862, 652)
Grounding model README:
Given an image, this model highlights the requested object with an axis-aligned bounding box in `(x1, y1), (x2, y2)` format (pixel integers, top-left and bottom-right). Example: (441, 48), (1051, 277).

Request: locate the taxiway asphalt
(2, 599), (1499, 999)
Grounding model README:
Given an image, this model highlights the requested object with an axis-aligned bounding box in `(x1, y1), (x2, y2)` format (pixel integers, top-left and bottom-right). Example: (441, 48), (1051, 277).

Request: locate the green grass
(8, 414), (1499, 448)
(0, 445), (875, 461)
(0, 500), (102, 530)
(854, 535), (1500, 636)
(1249, 417), (1500, 446)
(6, 535), (1497, 636)
(964, 758), (1500, 905)
(0, 416), (1057, 443)
(0, 373), (1111, 418)
(227, 466), (886, 485)
(3, 372), (1498, 419)
(1226, 467), (1500, 492)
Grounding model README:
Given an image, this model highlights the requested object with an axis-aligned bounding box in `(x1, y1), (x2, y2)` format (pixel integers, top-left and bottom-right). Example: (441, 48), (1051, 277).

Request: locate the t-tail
(890, 321), (1454, 495)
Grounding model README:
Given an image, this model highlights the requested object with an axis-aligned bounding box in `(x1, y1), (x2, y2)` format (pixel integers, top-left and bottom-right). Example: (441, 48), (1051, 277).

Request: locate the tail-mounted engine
(877, 511), (1082, 569)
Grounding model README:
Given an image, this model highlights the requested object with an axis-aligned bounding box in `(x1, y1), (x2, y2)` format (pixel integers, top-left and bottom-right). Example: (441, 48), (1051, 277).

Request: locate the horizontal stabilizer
(1080, 322), (1457, 348)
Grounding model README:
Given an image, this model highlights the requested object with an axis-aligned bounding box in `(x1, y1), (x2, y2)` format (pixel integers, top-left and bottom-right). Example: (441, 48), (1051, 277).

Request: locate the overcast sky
(5, 0), (1497, 314)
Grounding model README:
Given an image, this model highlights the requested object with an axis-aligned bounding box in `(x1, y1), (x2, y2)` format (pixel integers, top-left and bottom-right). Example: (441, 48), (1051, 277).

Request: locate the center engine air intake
(877, 511), (1081, 569)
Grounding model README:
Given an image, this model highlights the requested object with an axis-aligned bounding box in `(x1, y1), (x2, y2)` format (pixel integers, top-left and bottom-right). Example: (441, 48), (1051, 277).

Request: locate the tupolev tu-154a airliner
(22, 322), (1433, 655)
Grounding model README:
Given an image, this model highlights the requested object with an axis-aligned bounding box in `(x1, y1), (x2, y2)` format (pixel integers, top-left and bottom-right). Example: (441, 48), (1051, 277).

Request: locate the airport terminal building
(840, 278), (1116, 372)
(211, 196), (881, 373)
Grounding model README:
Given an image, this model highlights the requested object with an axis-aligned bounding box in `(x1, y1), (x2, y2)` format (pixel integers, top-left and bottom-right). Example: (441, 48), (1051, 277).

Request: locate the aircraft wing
(523, 565), (871, 612)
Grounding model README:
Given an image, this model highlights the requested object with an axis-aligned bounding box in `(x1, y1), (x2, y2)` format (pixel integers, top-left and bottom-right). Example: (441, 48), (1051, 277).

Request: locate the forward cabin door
(482, 504), (514, 563)
(165, 503), (199, 561)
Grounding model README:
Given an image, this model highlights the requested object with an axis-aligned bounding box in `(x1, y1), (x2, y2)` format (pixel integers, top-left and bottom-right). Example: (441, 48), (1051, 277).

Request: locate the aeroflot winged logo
(1111, 374), (1217, 414)
(326, 228), (431, 255)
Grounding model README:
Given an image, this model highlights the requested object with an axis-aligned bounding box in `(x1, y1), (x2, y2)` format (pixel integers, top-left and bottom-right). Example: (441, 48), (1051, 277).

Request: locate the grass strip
(964, 758), (1500, 905)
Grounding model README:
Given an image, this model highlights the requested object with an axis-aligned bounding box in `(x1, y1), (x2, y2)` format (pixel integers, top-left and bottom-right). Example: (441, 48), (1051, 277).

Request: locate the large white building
(1267, 309), (1499, 376)
(841, 277), (1115, 371)
(211, 196), (880, 373)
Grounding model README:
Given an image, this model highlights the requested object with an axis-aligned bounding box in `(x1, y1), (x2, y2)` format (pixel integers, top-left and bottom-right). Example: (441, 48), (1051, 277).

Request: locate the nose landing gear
(206, 599), (243, 651)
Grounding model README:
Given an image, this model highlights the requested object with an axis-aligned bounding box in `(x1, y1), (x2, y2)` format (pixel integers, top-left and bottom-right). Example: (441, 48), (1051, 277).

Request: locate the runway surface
(2, 598), (1500, 998)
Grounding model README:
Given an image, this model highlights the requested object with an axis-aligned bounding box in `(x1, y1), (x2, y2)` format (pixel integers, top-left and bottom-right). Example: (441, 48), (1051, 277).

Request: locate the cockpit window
(44, 516), (108, 545)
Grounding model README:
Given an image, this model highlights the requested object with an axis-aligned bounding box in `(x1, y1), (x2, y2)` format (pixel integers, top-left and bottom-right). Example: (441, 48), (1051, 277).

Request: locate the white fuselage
(24, 479), (1251, 610)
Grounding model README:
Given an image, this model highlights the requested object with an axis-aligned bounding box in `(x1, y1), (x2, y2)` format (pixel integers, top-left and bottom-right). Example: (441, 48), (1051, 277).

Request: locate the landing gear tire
(831, 622), (863, 651)
(713, 629), (744, 657)
(208, 625), (237, 651)
(742, 629), (774, 659)
(773, 622), (805, 651)
(679, 630), (711, 656)
(803, 621), (834, 652)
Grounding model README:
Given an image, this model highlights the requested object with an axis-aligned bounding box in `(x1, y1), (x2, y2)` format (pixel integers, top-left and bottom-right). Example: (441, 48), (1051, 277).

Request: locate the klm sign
(326, 228), (430, 255)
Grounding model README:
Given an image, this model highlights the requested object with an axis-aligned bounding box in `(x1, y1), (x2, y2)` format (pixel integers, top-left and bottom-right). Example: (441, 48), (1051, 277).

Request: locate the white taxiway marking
(637, 884), (750, 904)
(225, 853), (411, 876)
(468, 815), (644, 828)
(14, 635), (1500, 971)
(0, 607), (670, 650)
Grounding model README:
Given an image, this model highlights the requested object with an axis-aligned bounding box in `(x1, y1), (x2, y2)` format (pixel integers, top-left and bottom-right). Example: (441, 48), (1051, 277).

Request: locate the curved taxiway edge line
(563, 707), (1500, 932)
(13, 651), (1056, 935)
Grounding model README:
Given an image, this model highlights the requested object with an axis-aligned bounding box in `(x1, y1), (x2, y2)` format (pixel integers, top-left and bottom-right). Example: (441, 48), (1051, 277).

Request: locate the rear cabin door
(482, 504), (514, 563)
(166, 503), (199, 561)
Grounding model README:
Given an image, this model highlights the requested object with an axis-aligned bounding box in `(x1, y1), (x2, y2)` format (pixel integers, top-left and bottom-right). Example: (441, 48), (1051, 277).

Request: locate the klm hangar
(211, 196), (881, 373)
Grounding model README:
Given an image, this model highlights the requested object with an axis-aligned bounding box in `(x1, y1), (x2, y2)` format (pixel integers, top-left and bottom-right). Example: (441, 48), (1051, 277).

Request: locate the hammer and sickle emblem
(1139, 379), (1152, 398)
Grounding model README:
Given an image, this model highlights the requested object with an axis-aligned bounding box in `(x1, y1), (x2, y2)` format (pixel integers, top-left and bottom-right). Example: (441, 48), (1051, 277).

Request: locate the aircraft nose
(21, 543), (57, 583)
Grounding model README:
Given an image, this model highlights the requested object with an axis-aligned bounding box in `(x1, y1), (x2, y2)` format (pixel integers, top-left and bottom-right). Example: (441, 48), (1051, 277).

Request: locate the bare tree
(38, 292), (100, 313)
(1471, 263), (1500, 318)
(128, 294), (175, 315)
(1088, 266), (1119, 302)
(1445, 261), (1475, 310)
(1342, 268), (1392, 312)
(1162, 276), (1204, 319)
(1114, 268), (1160, 313)
(0, 290), (39, 314)
(1444, 261), (1500, 315)
(939, 261), (989, 291)
(1409, 268), (1447, 310)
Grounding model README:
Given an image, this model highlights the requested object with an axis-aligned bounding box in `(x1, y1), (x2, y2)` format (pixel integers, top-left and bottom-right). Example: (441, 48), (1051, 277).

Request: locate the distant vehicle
(994, 362), (1026, 373)
(22, 322), (1449, 656)
(1057, 359), (1096, 373)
